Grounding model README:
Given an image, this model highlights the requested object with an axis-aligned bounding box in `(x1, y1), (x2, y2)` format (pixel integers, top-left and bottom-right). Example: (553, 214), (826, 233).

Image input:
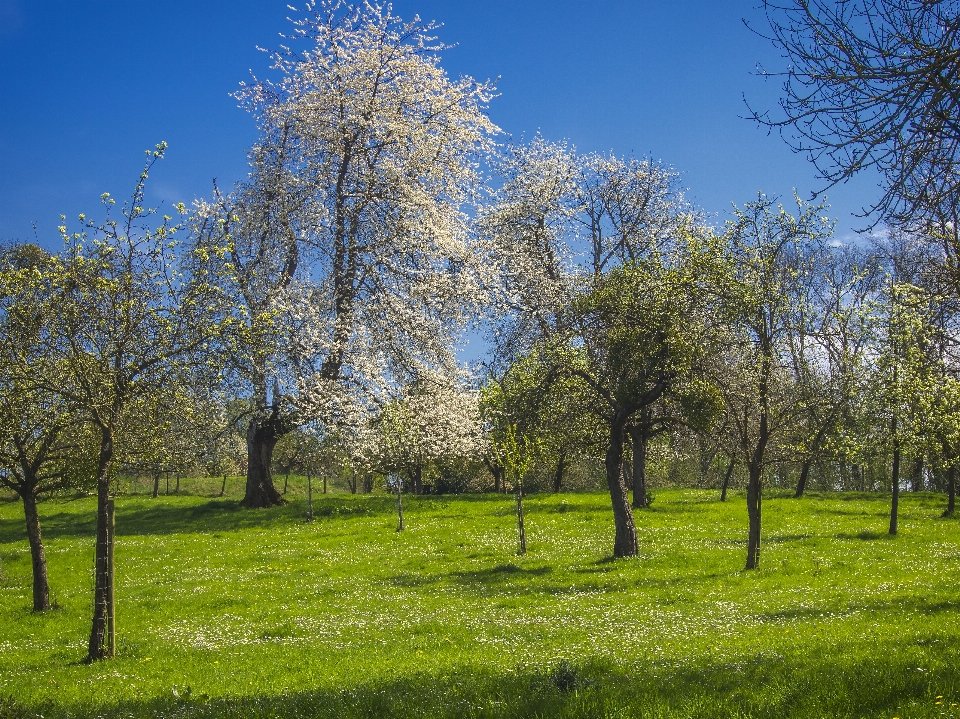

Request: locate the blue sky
(0, 1), (882, 249)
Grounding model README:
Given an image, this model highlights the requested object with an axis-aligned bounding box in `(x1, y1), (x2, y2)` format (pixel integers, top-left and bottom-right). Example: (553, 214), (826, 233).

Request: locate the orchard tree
(788, 243), (881, 496)
(0, 244), (97, 611)
(482, 137), (697, 557)
(722, 194), (834, 569)
(196, 1), (498, 508)
(562, 235), (726, 556)
(26, 146), (232, 661)
(367, 367), (482, 529)
(480, 354), (602, 495)
(489, 422), (538, 555)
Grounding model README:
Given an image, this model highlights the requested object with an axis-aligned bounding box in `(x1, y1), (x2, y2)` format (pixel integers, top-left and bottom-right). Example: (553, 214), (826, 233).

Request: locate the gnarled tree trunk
(243, 414), (287, 509)
(606, 411), (638, 558)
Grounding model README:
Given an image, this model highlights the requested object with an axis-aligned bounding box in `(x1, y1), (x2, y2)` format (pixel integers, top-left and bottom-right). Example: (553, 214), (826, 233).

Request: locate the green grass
(1, 488), (959, 718)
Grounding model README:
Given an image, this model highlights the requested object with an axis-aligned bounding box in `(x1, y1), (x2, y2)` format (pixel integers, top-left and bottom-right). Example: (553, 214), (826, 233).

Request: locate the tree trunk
(306, 473), (313, 522)
(412, 463), (423, 495)
(323, 476), (327, 494)
(175, 474), (180, 495)
(851, 463), (863, 492)
(220, 475), (227, 497)
(945, 465), (956, 517)
(720, 457), (734, 502)
(87, 428), (114, 662)
(605, 413), (638, 558)
(516, 479), (526, 555)
(794, 458), (812, 498)
(552, 452), (565, 493)
(396, 477), (404, 531)
(348, 468), (357, 494)
(745, 462), (762, 569)
(22, 490), (50, 612)
(283, 471), (290, 495)
(890, 445), (901, 536)
(242, 415), (286, 508)
(152, 472), (160, 498)
(106, 499), (115, 658)
(744, 350), (772, 570)
(484, 458), (504, 493)
(911, 456), (924, 492)
(629, 427), (649, 509)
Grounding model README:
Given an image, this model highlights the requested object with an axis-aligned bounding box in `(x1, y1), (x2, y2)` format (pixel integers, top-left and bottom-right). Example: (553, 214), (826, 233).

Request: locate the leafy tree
(721, 194), (834, 569)
(786, 244), (880, 497)
(562, 236), (726, 555)
(0, 244), (97, 611)
(482, 137), (697, 558)
(24, 146), (231, 661)
(480, 355), (602, 495)
(489, 423), (538, 555)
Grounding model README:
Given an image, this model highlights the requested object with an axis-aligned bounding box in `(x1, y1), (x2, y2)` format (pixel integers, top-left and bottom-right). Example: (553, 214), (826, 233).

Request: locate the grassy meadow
(0, 484), (959, 718)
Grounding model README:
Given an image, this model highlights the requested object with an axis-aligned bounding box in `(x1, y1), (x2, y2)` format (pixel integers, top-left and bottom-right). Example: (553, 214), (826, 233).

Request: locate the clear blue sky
(0, 0), (882, 250)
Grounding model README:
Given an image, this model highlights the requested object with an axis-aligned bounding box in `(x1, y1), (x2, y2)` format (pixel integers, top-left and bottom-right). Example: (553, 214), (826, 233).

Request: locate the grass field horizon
(1, 486), (959, 718)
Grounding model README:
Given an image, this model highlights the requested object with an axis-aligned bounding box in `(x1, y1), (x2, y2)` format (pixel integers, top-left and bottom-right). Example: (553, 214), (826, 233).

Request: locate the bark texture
(794, 459), (812, 498)
(242, 412), (288, 509)
(629, 426), (649, 509)
(605, 412), (639, 558)
(720, 458), (735, 502)
(87, 430), (113, 662)
(22, 491), (50, 612)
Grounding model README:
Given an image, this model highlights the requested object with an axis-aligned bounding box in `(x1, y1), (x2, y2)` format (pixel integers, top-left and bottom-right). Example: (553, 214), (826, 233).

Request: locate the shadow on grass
(4, 648), (956, 719)
(0, 496), (404, 543)
(757, 596), (960, 624)
(834, 530), (890, 541)
(447, 563), (554, 588)
(764, 534), (813, 543)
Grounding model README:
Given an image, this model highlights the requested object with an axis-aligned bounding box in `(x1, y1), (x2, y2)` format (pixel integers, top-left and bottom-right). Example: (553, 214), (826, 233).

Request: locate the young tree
(27, 146), (230, 661)
(721, 194), (833, 569)
(489, 423), (538, 555)
(0, 244), (97, 611)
